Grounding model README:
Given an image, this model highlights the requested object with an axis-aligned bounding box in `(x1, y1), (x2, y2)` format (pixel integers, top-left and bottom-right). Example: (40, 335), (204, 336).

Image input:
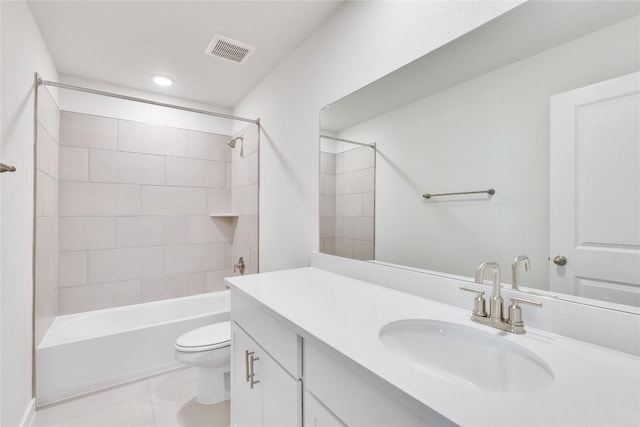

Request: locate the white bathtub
(37, 291), (230, 405)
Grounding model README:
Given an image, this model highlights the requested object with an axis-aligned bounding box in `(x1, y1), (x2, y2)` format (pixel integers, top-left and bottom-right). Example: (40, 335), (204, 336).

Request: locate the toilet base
(197, 366), (230, 405)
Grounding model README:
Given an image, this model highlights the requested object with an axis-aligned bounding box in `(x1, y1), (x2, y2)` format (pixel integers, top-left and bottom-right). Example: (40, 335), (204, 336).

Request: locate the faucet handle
(460, 287), (487, 317)
(507, 297), (542, 330)
(510, 296), (542, 308)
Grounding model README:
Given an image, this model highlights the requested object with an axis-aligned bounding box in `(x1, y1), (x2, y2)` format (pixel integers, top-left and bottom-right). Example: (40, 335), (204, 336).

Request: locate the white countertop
(226, 267), (640, 426)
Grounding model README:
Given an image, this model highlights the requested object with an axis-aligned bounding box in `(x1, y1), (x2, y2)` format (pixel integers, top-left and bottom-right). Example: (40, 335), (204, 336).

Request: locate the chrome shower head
(227, 135), (244, 148)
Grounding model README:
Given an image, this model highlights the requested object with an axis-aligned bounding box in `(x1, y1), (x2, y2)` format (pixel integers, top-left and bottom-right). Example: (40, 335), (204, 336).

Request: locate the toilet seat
(175, 321), (230, 353)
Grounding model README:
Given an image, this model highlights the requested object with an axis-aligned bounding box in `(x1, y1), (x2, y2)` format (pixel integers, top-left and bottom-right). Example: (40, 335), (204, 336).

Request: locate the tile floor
(32, 368), (230, 427)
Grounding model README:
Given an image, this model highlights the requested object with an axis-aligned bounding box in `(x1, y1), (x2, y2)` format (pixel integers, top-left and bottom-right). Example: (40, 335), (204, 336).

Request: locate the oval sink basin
(379, 319), (554, 393)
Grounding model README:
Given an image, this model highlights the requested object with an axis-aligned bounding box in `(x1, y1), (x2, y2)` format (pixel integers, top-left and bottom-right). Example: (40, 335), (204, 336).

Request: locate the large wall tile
(37, 85), (60, 143)
(352, 168), (375, 193)
(165, 243), (226, 275)
(242, 185), (258, 216)
(88, 247), (164, 284)
(249, 153), (259, 185)
(59, 182), (141, 216)
(36, 217), (58, 264)
(165, 157), (225, 188)
(141, 186), (206, 216)
(231, 156), (251, 188)
(35, 258), (56, 346)
(336, 194), (363, 217)
(187, 131), (230, 162)
(58, 280), (141, 314)
(117, 216), (187, 248)
(207, 189), (231, 213)
(187, 216), (232, 244)
(320, 152), (336, 174)
(320, 194), (336, 217)
(320, 173), (336, 196)
(90, 150), (165, 185)
(59, 146), (89, 182)
(58, 251), (88, 287)
(36, 171), (58, 217)
(342, 146), (375, 171)
(363, 192), (375, 216)
(319, 217), (335, 239)
(335, 172), (352, 195)
(140, 272), (206, 303)
(59, 217), (117, 251)
(37, 123), (59, 179)
(118, 120), (187, 157)
(353, 240), (374, 260)
(206, 269), (231, 292)
(335, 238), (353, 258)
(233, 216), (258, 248)
(60, 111), (117, 150)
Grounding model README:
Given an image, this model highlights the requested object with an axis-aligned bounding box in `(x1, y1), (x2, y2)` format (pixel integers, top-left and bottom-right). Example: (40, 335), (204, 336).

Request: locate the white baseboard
(18, 398), (36, 427)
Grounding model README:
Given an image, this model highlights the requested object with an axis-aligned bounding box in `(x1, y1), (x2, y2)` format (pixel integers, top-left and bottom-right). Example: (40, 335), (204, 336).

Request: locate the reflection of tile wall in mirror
(334, 146), (374, 261)
(319, 151), (336, 255)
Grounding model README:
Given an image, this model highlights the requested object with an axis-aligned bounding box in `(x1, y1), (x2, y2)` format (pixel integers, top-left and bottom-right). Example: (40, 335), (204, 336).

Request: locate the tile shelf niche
(209, 213), (239, 218)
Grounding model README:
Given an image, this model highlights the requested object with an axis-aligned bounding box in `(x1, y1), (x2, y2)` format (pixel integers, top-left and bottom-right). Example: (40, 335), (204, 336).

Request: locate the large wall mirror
(319, 1), (639, 313)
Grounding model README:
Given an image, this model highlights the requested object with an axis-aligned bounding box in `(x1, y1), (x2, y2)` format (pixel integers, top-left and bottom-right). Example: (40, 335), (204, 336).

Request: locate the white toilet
(174, 321), (231, 405)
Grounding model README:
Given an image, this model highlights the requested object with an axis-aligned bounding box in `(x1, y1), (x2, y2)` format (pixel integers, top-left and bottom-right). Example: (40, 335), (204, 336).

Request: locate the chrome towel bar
(0, 163), (16, 173)
(423, 188), (495, 199)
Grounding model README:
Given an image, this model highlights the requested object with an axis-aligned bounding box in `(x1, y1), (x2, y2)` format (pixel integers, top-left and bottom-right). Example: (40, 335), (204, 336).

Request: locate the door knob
(553, 255), (567, 266)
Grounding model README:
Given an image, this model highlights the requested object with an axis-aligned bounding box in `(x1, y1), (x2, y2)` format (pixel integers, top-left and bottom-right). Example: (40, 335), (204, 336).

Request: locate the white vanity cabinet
(231, 322), (300, 427)
(230, 290), (302, 427)
(303, 339), (452, 427)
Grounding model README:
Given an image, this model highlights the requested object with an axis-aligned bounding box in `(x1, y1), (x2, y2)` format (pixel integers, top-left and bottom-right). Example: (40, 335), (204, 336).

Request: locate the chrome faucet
(475, 261), (503, 322)
(462, 261), (542, 334)
(511, 255), (530, 291)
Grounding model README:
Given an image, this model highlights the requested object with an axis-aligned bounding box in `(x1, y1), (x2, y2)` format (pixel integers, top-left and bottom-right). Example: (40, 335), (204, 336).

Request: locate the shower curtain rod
(320, 134), (375, 148)
(38, 79), (259, 124)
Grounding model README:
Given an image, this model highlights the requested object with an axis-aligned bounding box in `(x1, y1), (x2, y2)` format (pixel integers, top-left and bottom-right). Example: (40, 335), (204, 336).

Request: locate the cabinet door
(231, 321), (301, 427)
(261, 349), (300, 427)
(231, 322), (262, 427)
(304, 391), (346, 427)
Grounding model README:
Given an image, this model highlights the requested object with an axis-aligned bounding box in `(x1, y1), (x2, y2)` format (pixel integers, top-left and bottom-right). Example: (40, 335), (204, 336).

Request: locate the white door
(550, 72), (640, 307)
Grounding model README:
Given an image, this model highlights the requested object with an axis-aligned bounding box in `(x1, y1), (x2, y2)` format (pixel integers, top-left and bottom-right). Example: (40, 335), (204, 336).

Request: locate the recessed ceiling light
(152, 75), (173, 87)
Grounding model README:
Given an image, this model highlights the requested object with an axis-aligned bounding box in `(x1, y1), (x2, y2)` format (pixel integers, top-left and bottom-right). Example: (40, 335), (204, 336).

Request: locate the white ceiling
(28, 1), (343, 108)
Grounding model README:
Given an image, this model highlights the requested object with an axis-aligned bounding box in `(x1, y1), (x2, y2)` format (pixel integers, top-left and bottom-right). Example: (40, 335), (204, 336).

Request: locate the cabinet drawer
(231, 289), (300, 378)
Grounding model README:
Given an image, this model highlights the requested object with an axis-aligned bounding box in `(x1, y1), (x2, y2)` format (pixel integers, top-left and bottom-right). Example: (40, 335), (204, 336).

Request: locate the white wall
(58, 75), (236, 135)
(0, 1), (58, 425)
(233, 1), (523, 272)
(337, 16), (639, 289)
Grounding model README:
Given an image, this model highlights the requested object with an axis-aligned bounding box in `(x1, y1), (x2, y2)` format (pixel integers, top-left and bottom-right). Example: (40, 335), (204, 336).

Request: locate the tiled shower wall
(334, 146), (375, 260)
(230, 124), (259, 274)
(57, 112), (235, 314)
(319, 146), (375, 260)
(319, 151), (336, 254)
(35, 85), (60, 346)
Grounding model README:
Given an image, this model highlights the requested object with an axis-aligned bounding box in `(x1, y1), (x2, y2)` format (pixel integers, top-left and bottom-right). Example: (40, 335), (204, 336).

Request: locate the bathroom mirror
(319, 1), (640, 312)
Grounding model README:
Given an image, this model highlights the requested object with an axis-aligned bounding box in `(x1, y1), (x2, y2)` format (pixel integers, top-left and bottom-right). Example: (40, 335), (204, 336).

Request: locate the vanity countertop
(226, 267), (640, 426)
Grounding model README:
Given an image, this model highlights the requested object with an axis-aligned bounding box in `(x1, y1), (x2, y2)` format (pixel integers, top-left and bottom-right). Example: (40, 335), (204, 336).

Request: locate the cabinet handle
(245, 350), (253, 383)
(249, 354), (260, 389)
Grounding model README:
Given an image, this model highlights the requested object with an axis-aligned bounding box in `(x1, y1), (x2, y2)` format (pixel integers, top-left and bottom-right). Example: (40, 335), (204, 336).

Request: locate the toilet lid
(175, 321), (231, 352)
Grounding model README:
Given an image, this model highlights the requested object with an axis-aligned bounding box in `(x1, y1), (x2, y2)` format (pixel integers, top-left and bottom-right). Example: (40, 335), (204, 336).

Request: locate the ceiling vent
(205, 34), (255, 64)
